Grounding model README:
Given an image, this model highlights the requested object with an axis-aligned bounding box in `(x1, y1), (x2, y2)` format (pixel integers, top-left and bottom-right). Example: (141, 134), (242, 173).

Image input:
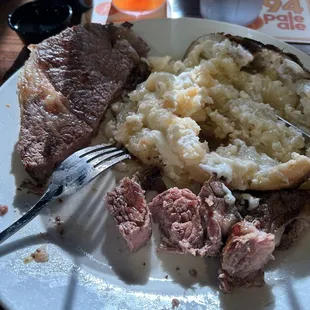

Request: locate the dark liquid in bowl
(14, 8), (69, 33)
(15, 16), (58, 32)
(8, 1), (72, 45)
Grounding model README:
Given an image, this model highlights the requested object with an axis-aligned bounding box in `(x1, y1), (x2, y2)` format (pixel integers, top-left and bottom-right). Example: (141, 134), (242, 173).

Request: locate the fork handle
(0, 184), (62, 245)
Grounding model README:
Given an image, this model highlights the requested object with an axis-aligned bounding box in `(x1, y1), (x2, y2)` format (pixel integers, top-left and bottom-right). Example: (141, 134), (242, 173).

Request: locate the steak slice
(148, 188), (204, 255)
(17, 51), (92, 183)
(18, 22), (150, 182)
(107, 22), (150, 57)
(148, 179), (241, 257)
(132, 166), (167, 193)
(236, 189), (310, 249)
(105, 177), (152, 252)
(35, 23), (149, 129)
(219, 221), (275, 293)
(198, 179), (241, 257)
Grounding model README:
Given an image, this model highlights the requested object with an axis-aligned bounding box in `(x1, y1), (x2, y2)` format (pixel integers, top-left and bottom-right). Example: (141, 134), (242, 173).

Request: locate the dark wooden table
(0, 0), (28, 85)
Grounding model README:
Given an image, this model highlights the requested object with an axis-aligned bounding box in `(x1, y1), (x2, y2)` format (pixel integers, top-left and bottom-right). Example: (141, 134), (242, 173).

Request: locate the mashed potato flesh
(106, 38), (310, 190)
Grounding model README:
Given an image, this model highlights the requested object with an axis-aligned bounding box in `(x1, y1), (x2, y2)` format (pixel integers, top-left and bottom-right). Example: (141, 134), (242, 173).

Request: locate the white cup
(200, 0), (264, 26)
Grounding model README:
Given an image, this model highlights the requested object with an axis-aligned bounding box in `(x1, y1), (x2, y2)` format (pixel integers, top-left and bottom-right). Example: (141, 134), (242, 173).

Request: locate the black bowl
(8, 1), (73, 45)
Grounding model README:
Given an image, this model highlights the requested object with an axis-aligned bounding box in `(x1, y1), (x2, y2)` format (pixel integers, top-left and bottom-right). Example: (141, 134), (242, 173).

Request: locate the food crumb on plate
(0, 205), (8, 216)
(19, 179), (45, 196)
(24, 246), (49, 263)
(23, 256), (33, 264)
(54, 215), (65, 236)
(189, 269), (197, 277)
(172, 298), (180, 308)
(164, 275), (169, 279)
(39, 232), (49, 239)
(57, 198), (63, 203)
(6, 104), (10, 108)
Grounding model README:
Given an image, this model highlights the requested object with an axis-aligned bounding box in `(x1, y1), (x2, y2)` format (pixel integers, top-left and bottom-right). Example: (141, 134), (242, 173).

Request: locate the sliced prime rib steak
(219, 221), (275, 293)
(147, 179), (241, 256)
(198, 179), (241, 257)
(18, 22), (150, 183)
(105, 177), (152, 252)
(104, 175), (310, 291)
(18, 50), (93, 182)
(132, 166), (167, 193)
(35, 23), (149, 129)
(218, 188), (310, 292)
(148, 187), (204, 255)
(235, 189), (310, 249)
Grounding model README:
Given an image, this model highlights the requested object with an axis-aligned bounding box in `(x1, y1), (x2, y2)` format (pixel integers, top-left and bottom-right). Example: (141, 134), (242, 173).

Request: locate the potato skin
(184, 32), (310, 76)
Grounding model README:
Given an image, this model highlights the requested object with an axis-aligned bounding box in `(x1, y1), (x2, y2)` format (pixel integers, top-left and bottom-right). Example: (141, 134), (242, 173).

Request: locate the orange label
(248, 0), (310, 42)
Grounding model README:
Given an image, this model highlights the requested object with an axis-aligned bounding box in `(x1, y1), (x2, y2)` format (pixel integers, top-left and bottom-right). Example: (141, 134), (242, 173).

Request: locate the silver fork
(277, 115), (310, 143)
(0, 143), (130, 244)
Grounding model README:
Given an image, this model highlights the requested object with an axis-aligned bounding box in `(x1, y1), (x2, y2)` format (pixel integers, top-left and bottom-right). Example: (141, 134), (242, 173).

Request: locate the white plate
(1, 18), (310, 310)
